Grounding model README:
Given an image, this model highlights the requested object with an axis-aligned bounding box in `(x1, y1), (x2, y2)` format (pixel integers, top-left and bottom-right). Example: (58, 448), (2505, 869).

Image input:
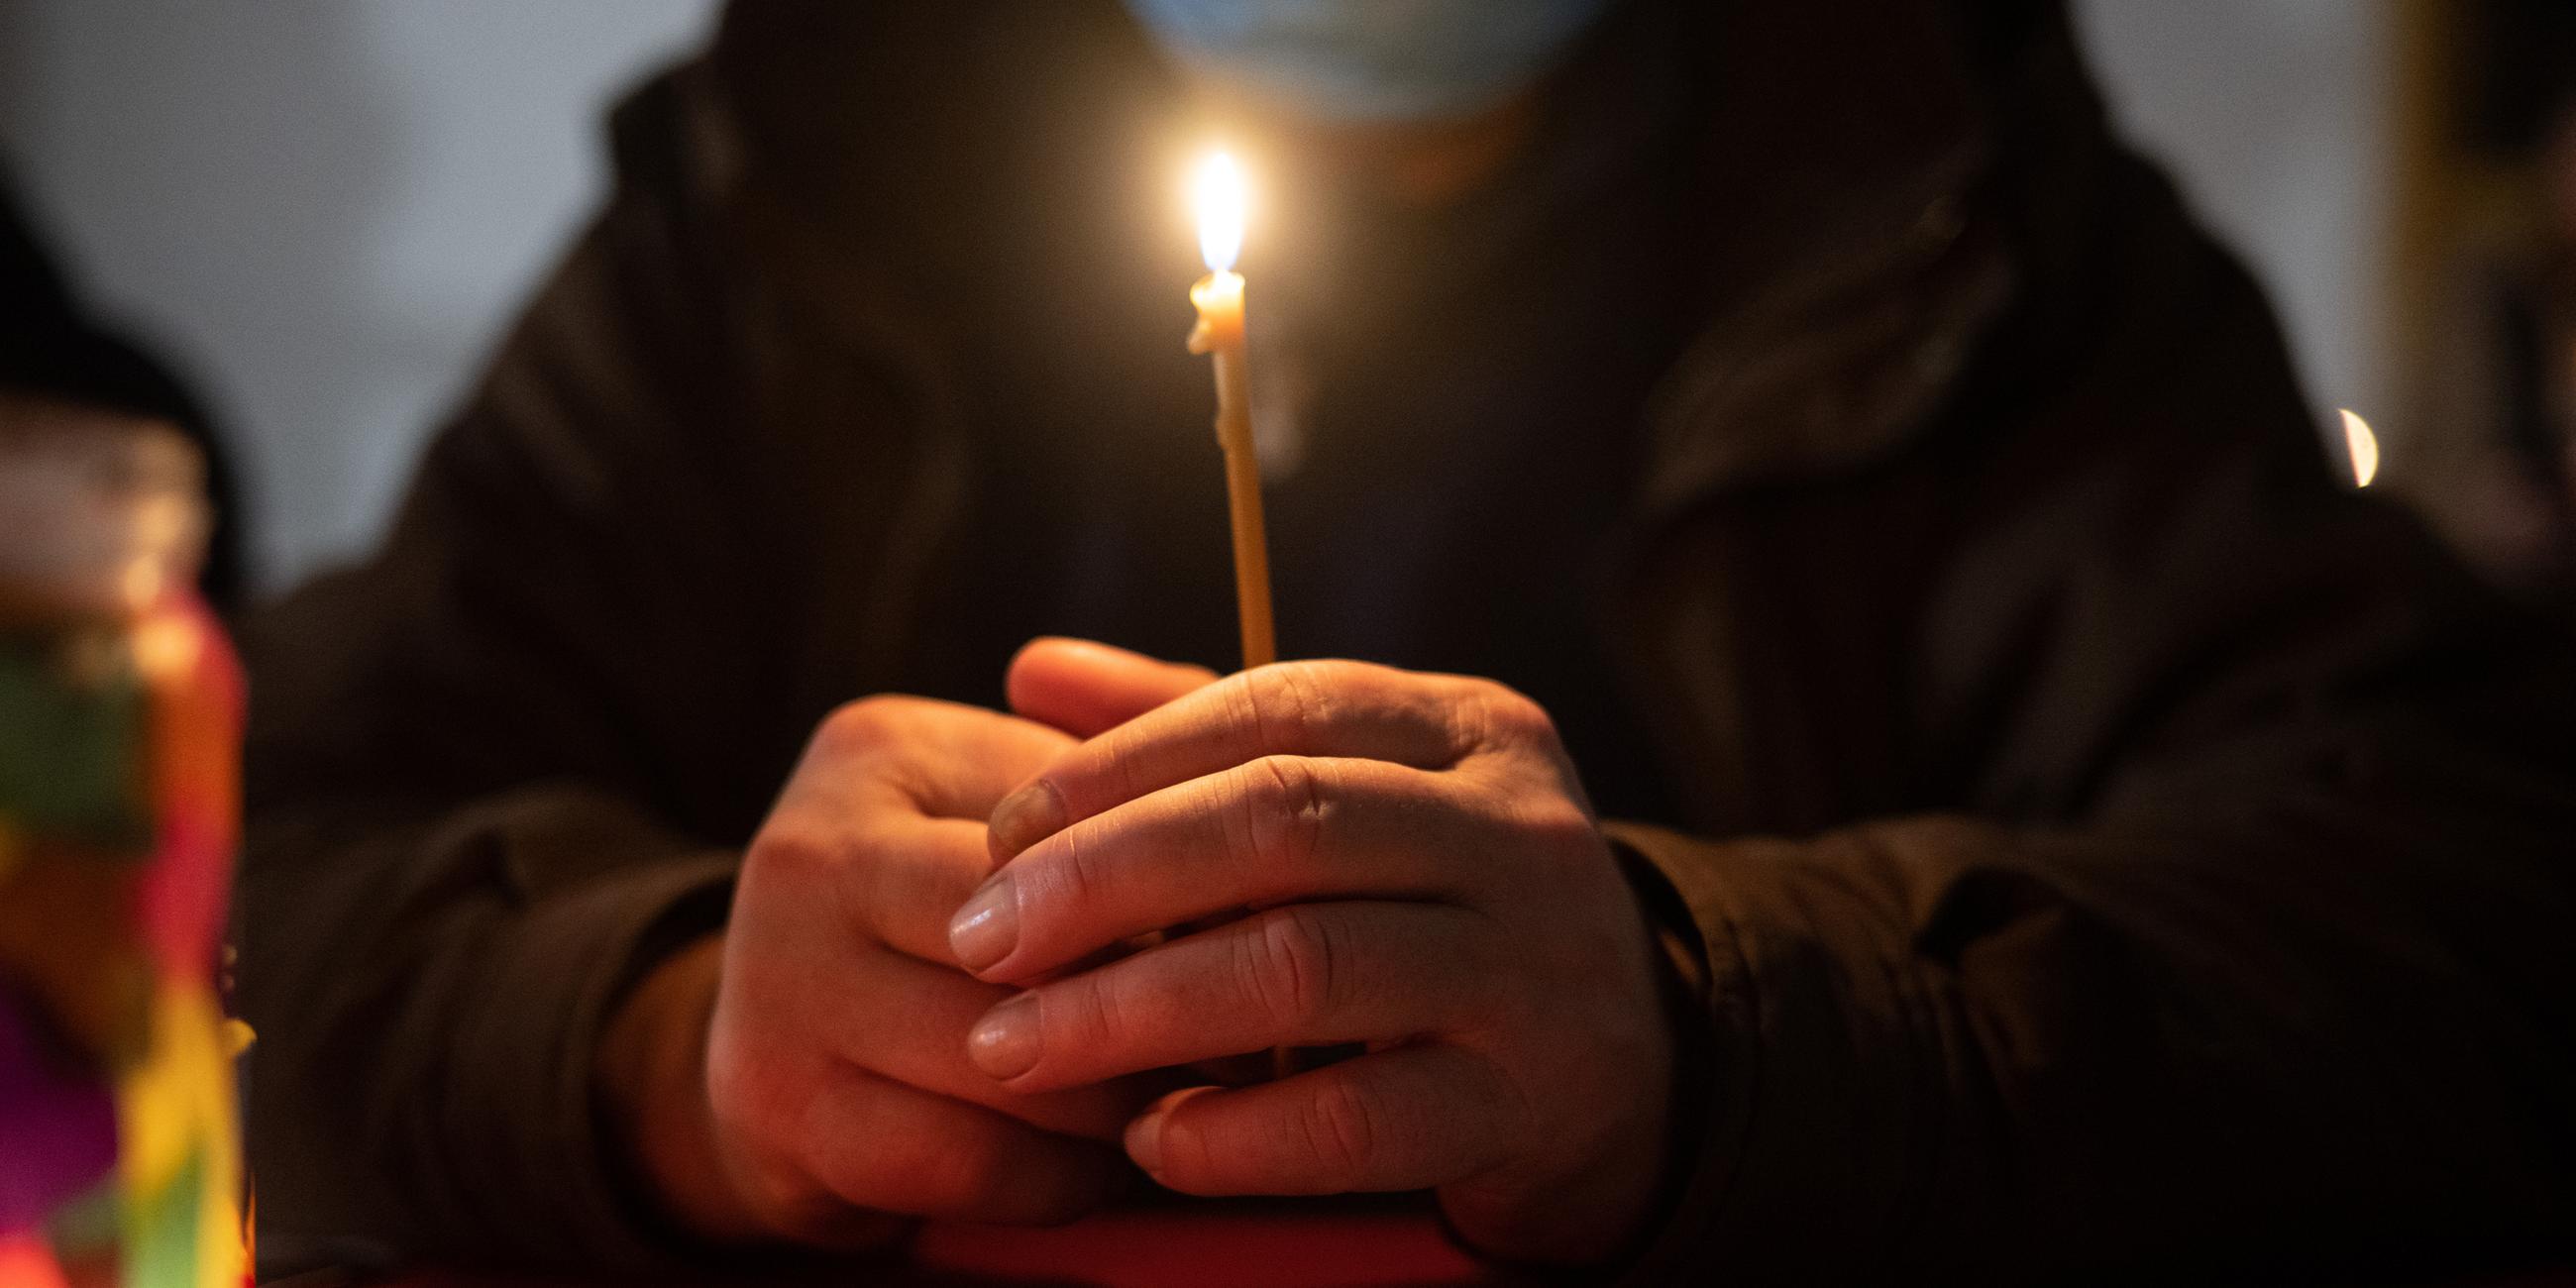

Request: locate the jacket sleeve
(236, 66), (904, 1270)
(1609, 193), (2576, 1284)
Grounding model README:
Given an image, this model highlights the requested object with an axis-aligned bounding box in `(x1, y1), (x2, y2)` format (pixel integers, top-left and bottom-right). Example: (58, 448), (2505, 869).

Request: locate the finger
(1007, 637), (1219, 738)
(804, 695), (1075, 820)
(747, 798), (984, 966)
(1126, 1044), (1519, 1196)
(989, 660), (1521, 860)
(823, 815), (999, 962)
(955, 757), (1496, 981)
(964, 903), (1495, 1092)
(798, 1066), (1133, 1225)
(840, 944), (1153, 1140)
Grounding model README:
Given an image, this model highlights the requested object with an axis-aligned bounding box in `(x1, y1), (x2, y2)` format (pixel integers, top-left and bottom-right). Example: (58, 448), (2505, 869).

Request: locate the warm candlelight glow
(1193, 151), (1247, 273)
(2340, 409), (2380, 488)
(1179, 146), (1272, 675)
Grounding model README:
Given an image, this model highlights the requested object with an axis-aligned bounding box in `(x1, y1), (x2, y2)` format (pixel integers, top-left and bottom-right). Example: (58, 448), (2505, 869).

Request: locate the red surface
(909, 1201), (1489, 1287)
(343, 1207), (2576, 1288)
(381, 1201), (1499, 1287)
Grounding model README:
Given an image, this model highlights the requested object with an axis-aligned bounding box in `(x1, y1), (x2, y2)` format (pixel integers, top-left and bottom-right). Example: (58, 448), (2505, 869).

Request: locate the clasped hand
(961, 640), (1672, 1262)
(649, 639), (1672, 1266)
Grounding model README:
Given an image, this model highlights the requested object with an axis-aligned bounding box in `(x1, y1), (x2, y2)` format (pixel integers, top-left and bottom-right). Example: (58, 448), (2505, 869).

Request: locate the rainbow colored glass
(0, 418), (247, 1288)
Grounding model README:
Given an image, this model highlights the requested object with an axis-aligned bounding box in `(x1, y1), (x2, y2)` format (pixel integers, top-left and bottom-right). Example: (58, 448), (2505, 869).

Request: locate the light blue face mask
(1121, 0), (1617, 124)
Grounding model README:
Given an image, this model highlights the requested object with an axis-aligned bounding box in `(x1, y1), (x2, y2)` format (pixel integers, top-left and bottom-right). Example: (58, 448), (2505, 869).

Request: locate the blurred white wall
(0, 0), (719, 588)
(2074, 0), (2395, 430)
(0, 0), (2389, 591)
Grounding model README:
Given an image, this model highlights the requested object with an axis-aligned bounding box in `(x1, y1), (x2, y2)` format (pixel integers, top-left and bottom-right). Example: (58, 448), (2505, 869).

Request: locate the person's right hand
(599, 656), (1205, 1247)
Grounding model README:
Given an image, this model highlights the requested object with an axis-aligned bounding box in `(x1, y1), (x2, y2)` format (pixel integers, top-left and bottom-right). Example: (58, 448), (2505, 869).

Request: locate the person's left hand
(951, 644), (1676, 1265)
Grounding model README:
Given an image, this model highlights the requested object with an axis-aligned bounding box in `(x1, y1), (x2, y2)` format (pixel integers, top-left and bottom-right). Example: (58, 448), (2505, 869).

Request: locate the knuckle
(745, 817), (907, 950)
(705, 1058), (825, 1216)
(747, 826), (889, 940)
(1056, 973), (1130, 1055)
(1039, 824), (1110, 920)
(743, 820), (828, 882)
(1239, 662), (1334, 752)
(1298, 1076), (1381, 1177)
(1239, 907), (1340, 1030)
(1516, 797), (1603, 855)
(1104, 747), (1150, 808)
(816, 695), (907, 753)
(1236, 755), (1330, 874)
(1463, 681), (1556, 749)
(1156, 1105), (1218, 1185)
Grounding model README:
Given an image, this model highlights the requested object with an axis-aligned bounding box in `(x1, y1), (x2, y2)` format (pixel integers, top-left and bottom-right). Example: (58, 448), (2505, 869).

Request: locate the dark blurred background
(0, 0), (2568, 604)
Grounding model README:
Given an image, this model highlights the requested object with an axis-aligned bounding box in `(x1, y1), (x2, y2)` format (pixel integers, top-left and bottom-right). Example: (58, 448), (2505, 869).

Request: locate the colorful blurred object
(0, 413), (246, 1288)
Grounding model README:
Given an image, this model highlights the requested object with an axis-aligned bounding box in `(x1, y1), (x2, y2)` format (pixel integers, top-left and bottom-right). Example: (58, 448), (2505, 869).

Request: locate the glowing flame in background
(1194, 151), (1247, 273)
(2340, 409), (2380, 488)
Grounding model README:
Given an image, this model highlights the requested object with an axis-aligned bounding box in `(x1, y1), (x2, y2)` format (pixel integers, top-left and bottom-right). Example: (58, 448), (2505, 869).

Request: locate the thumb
(1006, 637), (1218, 739)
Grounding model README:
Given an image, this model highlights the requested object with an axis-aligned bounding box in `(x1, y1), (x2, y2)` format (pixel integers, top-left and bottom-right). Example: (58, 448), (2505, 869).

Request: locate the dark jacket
(240, 1), (2576, 1280)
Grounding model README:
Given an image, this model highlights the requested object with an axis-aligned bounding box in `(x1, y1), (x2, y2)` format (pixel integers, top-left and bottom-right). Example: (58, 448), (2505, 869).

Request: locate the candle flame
(2339, 408), (2379, 487)
(1193, 151), (1246, 273)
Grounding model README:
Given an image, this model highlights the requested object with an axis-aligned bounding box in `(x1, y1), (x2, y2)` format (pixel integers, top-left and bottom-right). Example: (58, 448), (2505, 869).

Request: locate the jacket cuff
(1600, 819), (1954, 1284)
(429, 797), (736, 1267)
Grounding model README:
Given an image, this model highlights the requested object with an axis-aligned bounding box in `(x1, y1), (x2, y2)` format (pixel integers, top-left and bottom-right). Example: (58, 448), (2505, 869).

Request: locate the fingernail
(989, 780), (1067, 859)
(968, 993), (1042, 1080)
(1124, 1107), (1166, 1177)
(947, 877), (1020, 972)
